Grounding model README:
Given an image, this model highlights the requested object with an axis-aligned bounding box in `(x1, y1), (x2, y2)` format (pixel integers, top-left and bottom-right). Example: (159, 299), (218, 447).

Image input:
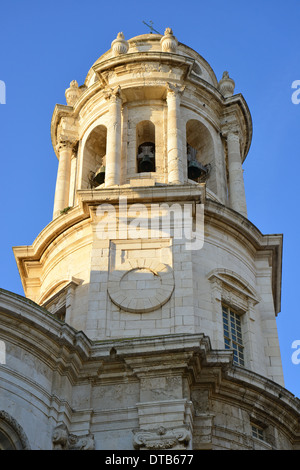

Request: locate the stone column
(53, 139), (76, 218)
(227, 132), (247, 217)
(68, 152), (77, 207)
(166, 83), (184, 184)
(105, 87), (122, 187)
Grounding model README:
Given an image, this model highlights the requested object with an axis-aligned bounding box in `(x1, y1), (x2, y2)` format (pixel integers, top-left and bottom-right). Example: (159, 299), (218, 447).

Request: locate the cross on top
(142, 20), (161, 34)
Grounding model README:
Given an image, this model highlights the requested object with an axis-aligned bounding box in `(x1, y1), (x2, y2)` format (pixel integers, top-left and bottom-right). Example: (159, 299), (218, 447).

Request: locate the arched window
(0, 411), (30, 450)
(186, 119), (212, 182)
(82, 124), (107, 188)
(136, 121), (156, 173)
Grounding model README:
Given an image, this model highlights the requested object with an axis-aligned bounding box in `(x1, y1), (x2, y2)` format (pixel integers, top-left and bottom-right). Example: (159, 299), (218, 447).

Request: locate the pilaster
(124, 349), (195, 450)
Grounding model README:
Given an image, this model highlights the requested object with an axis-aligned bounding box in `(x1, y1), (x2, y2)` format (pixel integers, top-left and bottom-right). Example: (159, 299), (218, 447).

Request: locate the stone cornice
(92, 51), (194, 78)
(0, 288), (92, 365)
(12, 204), (91, 295)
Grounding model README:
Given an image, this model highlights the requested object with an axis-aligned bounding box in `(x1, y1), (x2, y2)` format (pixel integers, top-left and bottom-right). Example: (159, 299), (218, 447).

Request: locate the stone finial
(65, 80), (81, 106)
(111, 32), (129, 56)
(218, 71), (235, 98)
(160, 27), (178, 53)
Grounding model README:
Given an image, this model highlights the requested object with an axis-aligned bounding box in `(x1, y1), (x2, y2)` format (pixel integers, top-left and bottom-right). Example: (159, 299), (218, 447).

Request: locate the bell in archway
(137, 143), (155, 173)
(139, 154), (155, 172)
(93, 165), (105, 185)
(188, 160), (207, 181)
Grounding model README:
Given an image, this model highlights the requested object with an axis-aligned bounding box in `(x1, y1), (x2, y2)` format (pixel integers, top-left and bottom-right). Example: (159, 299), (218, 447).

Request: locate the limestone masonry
(0, 29), (299, 450)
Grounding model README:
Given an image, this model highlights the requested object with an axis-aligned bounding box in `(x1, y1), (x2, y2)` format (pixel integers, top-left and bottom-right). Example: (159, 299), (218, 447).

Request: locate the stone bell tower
(8, 29), (299, 450)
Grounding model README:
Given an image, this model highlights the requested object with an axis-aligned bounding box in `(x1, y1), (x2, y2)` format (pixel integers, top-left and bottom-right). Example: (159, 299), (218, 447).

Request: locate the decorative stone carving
(104, 85), (122, 103)
(65, 80), (81, 106)
(208, 269), (260, 309)
(55, 136), (78, 153)
(133, 426), (191, 450)
(52, 423), (95, 450)
(111, 32), (129, 56)
(166, 81), (185, 97)
(218, 71), (235, 98)
(161, 28), (178, 53)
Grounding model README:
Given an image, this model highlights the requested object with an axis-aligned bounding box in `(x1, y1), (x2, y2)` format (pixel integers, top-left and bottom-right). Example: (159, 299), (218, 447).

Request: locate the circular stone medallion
(107, 261), (174, 313)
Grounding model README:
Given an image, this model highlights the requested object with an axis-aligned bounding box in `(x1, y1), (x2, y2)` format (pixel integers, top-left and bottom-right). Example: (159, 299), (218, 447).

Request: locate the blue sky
(0, 0), (300, 397)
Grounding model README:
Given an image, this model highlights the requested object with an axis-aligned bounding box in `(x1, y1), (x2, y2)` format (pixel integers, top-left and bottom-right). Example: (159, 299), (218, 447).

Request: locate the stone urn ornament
(65, 80), (81, 106)
(111, 32), (129, 56)
(218, 71), (235, 98)
(160, 27), (178, 53)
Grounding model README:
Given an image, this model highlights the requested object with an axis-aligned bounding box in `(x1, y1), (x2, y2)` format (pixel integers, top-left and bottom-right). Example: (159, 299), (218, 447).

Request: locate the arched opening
(0, 411), (30, 450)
(136, 121), (156, 173)
(82, 125), (107, 188)
(186, 119), (213, 183)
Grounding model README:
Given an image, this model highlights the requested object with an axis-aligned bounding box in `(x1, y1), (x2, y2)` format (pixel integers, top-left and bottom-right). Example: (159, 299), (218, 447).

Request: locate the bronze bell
(139, 154), (155, 172)
(188, 160), (207, 181)
(93, 165), (105, 185)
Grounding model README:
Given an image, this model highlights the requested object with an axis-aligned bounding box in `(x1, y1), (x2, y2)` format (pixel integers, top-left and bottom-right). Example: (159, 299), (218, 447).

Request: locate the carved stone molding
(207, 269), (260, 308)
(52, 423), (95, 450)
(56, 137), (78, 153)
(166, 81), (185, 97)
(104, 85), (122, 103)
(133, 426), (191, 450)
(0, 410), (31, 450)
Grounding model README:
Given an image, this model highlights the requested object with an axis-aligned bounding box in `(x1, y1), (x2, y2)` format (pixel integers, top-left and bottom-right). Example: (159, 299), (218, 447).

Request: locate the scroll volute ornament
(133, 426), (191, 450)
(160, 27), (178, 53)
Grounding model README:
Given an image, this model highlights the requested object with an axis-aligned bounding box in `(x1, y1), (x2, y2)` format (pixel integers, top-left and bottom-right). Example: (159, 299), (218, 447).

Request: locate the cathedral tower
(1, 29), (299, 450)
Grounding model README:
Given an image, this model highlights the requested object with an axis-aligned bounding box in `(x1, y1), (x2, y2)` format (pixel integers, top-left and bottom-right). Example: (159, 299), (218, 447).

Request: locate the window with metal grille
(222, 305), (244, 366)
(251, 424), (264, 441)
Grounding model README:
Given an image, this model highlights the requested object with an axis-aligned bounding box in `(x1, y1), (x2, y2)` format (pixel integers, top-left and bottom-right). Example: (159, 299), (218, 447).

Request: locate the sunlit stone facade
(0, 29), (299, 450)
